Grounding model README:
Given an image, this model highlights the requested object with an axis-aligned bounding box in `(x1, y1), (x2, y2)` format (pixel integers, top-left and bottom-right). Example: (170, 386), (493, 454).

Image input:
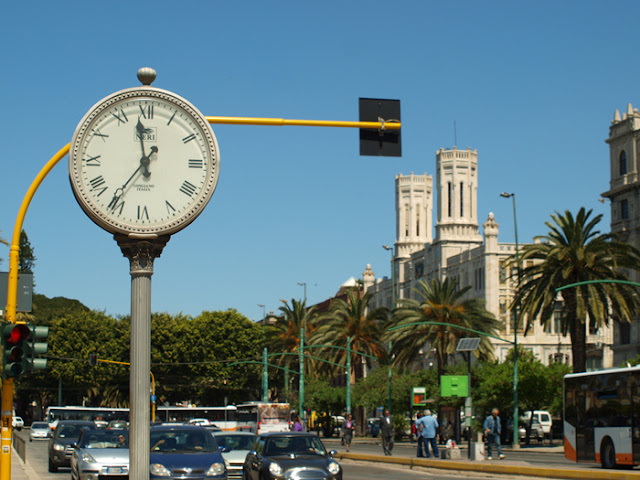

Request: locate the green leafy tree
(18, 230), (36, 275)
(513, 208), (640, 373)
(313, 290), (388, 378)
(387, 277), (501, 378)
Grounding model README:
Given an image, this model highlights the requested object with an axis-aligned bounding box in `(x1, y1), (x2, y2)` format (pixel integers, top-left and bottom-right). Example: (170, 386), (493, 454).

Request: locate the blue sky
(0, 1), (634, 321)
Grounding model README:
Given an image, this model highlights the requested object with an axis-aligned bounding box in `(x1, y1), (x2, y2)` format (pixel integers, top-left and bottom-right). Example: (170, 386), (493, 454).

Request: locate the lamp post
(258, 304), (266, 344)
(382, 245), (395, 414)
(258, 304), (268, 402)
(296, 283), (307, 429)
(500, 191), (520, 448)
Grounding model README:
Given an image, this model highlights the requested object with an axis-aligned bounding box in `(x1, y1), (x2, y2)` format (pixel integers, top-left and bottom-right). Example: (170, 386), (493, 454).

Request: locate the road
(16, 429), (600, 480)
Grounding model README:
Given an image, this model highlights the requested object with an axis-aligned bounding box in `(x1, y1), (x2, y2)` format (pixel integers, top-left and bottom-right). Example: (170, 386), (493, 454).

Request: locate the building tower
(434, 148), (483, 267)
(394, 173), (433, 259)
(602, 103), (640, 362)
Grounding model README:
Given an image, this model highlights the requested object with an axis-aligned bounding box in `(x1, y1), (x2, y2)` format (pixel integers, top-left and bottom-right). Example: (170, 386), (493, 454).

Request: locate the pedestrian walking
(414, 412), (426, 457)
(341, 413), (355, 452)
(483, 408), (505, 460)
(415, 409), (439, 458)
(379, 409), (394, 456)
(292, 414), (304, 432)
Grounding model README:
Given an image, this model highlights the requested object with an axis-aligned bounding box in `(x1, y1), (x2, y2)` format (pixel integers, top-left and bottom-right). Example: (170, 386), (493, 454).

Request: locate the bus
(236, 402), (290, 434)
(45, 406), (129, 429)
(155, 405), (237, 431)
(564, 366), (640, 468)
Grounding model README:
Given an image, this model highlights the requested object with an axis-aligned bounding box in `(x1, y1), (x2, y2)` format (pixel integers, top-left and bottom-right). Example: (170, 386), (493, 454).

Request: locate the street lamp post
(500, 192), (520, 448)
(382, 245), (395, 413)
(296, 283), (307, 430)
(258, 304), (268, 402)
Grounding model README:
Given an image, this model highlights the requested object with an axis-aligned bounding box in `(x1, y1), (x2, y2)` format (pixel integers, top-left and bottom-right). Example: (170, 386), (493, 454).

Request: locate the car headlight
(81, 452), (97, 463)
(53, 444), (65, 451)
(150, 463), (171, 476)
(269, 462), (283, 476)
(327, 461), (340, 475)
(206, 462), (225, 476)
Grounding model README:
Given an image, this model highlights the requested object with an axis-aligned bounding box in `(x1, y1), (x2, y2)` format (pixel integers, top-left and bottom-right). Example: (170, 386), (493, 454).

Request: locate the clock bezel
(69, 86), (220, 238)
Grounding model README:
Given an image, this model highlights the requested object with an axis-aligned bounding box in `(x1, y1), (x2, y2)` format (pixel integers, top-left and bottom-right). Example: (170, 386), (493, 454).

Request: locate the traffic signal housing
(89, 353), (98, 366)
(1, 323), (49, 378)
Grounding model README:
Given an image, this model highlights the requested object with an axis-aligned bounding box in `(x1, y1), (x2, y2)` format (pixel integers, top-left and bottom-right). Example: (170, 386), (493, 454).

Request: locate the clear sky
(0, 1), (635, 322)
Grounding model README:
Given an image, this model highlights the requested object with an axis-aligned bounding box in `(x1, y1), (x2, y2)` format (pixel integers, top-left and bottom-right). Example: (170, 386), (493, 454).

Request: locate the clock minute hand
(108, 164), (143, 211)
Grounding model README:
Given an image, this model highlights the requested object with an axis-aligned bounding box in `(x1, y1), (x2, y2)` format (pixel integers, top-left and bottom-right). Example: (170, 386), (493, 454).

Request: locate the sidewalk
(11, 450), (39, 480)
(332, 439), (632, 480)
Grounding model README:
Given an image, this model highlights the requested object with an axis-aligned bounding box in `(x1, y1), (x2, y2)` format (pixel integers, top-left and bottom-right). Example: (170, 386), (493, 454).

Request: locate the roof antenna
(454, 120), (457, 147)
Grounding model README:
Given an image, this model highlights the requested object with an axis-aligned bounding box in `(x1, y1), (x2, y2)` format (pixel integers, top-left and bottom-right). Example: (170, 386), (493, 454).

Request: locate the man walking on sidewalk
(415, 409), (439, 458)
(483, 408), (505, 460)
(380, 409), (394, 456)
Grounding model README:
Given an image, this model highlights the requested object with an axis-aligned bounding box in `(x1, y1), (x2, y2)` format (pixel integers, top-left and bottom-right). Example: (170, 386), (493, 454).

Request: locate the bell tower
(394, 173), (433, 259)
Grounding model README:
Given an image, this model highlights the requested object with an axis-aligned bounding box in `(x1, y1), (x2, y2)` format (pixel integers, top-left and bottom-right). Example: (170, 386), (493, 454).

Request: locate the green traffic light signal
(23, 325), (49, 372)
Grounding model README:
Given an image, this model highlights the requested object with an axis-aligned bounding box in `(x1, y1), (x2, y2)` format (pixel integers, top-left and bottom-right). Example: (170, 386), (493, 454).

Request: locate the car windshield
(151, 430), (217, 453)
(81, 431), (129, 449)
(264, 436), (327, 456)
(215, 435), (255, 451)
(32, 422), (48, 429)
(56, 424), (91, 439)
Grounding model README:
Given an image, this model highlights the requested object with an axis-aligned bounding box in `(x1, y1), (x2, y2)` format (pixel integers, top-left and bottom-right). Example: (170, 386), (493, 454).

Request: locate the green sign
(412, 387), (427, 406)
(440, 375), (468, 397)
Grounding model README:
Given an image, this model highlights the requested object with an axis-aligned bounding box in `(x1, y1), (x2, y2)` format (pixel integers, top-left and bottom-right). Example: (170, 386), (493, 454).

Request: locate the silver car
(71, 429), (129, 480)
(30, 422), (50, 441)
(212, 431), (256, 480)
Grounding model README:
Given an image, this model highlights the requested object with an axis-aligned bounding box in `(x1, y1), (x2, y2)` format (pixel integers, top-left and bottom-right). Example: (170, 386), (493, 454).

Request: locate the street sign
(0, 273), (33, 313)
(441, 375), (469, 397)
(359, 98), (401, 157)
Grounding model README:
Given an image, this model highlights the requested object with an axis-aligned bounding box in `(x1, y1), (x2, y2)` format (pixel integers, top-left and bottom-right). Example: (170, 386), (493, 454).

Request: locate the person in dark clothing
(380, 409), (394, 456)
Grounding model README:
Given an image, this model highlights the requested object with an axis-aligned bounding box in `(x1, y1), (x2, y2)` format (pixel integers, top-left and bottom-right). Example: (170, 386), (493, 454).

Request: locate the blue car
(149, 424), (226, 480)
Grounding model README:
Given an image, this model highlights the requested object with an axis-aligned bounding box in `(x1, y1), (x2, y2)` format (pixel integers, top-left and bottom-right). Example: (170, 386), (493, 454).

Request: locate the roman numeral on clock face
(179, 180), (197, 197)
(112, 108), (129, 125)
(139, 104), (154, 119)
(182, 133), (196, 144)
(137, 205), (149, 220)
(89, 175), (107, 196)
(189, 159), (203, 168)
(85, 155), (101, 166)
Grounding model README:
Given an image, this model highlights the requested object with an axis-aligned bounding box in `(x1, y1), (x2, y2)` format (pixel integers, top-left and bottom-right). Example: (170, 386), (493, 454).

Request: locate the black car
(243, 432), (342, 480)
(48, 420), (96, 472)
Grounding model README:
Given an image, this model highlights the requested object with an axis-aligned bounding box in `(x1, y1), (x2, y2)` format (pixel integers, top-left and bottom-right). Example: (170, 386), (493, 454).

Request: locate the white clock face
(69, 88), (220, 236)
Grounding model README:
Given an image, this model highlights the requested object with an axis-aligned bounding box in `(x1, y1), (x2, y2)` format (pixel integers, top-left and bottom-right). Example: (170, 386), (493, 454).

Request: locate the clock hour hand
(141, 146), (158, 178)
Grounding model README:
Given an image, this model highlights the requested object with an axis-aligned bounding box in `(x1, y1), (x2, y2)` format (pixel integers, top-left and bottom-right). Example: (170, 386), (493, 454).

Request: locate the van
(521, 410), (552, 434)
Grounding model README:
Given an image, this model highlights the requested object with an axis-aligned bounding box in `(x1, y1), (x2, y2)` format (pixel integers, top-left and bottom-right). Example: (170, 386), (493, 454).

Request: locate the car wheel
(601, 439), (616, 469)
(48, 459), (58, 473)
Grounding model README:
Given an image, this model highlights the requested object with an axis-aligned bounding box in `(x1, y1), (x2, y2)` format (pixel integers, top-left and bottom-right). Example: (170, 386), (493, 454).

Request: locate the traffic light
(23, 324), (49, 372)
(89, 353), (98, 366)
(2, 323), (30, 378)
(1, 323), (49, 378)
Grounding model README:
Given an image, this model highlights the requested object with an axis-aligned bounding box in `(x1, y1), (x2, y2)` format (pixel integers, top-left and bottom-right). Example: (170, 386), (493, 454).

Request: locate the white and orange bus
(564, 366), (640, 468)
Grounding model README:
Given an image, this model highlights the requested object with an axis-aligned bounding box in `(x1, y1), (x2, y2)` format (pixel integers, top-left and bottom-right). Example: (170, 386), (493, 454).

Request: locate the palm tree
(268, 298), (318, 376)
(386, 277), (501, 378)
(313, 290), (388, 378)
(513, 207), (640, 373)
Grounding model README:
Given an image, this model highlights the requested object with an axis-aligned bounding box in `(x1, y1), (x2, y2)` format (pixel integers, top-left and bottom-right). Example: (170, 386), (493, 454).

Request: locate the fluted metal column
(117, 235), (169, 480)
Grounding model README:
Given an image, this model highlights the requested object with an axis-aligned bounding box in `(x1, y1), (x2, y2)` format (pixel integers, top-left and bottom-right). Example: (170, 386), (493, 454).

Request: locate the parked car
(29, 421), (51, 441)
(12, 417), (24, 431)
(212, 431), (256, 480)
(70, 429), (129, 480)
(521, 410), (552, 435)
(149, 424), (226, 480)
(520, 418), (544, 442)
(49, 420), (96, 472)
(367, 417), (380, 437)
(331, 416), (345, 437)
(243, 432), (342, 480)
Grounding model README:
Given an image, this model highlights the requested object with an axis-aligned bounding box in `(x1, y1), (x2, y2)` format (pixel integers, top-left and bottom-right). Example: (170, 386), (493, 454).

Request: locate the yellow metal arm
(206, 116), (400, 130)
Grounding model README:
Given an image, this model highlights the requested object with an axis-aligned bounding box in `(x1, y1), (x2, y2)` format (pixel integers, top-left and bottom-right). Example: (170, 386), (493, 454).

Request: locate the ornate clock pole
(116, 235), (169, 480)
(69, 68), (221, 480)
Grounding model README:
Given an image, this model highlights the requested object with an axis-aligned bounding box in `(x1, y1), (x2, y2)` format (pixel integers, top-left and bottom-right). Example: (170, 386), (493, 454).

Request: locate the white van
(521, 410), (552, 434)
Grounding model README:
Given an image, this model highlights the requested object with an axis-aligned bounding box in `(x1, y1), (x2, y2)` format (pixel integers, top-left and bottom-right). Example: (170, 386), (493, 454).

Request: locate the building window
(460, 182), (464, 216)
(621, 199), (629, 220)
(619, 150), (627, 176)
(447, 182), (452, 217)
(620, 321), (631, 344)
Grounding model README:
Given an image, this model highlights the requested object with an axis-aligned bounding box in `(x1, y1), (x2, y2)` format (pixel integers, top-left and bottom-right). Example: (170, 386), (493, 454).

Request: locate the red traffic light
(4, 324), (30, 346)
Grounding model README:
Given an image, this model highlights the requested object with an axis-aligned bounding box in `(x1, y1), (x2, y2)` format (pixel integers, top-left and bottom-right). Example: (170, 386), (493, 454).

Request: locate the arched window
(619, 150), (627, 175)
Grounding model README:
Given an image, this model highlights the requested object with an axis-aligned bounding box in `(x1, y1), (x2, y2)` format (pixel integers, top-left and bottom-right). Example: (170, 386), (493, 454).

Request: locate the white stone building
(364, 147), (613, 369)
(602, 103), (640, 365)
